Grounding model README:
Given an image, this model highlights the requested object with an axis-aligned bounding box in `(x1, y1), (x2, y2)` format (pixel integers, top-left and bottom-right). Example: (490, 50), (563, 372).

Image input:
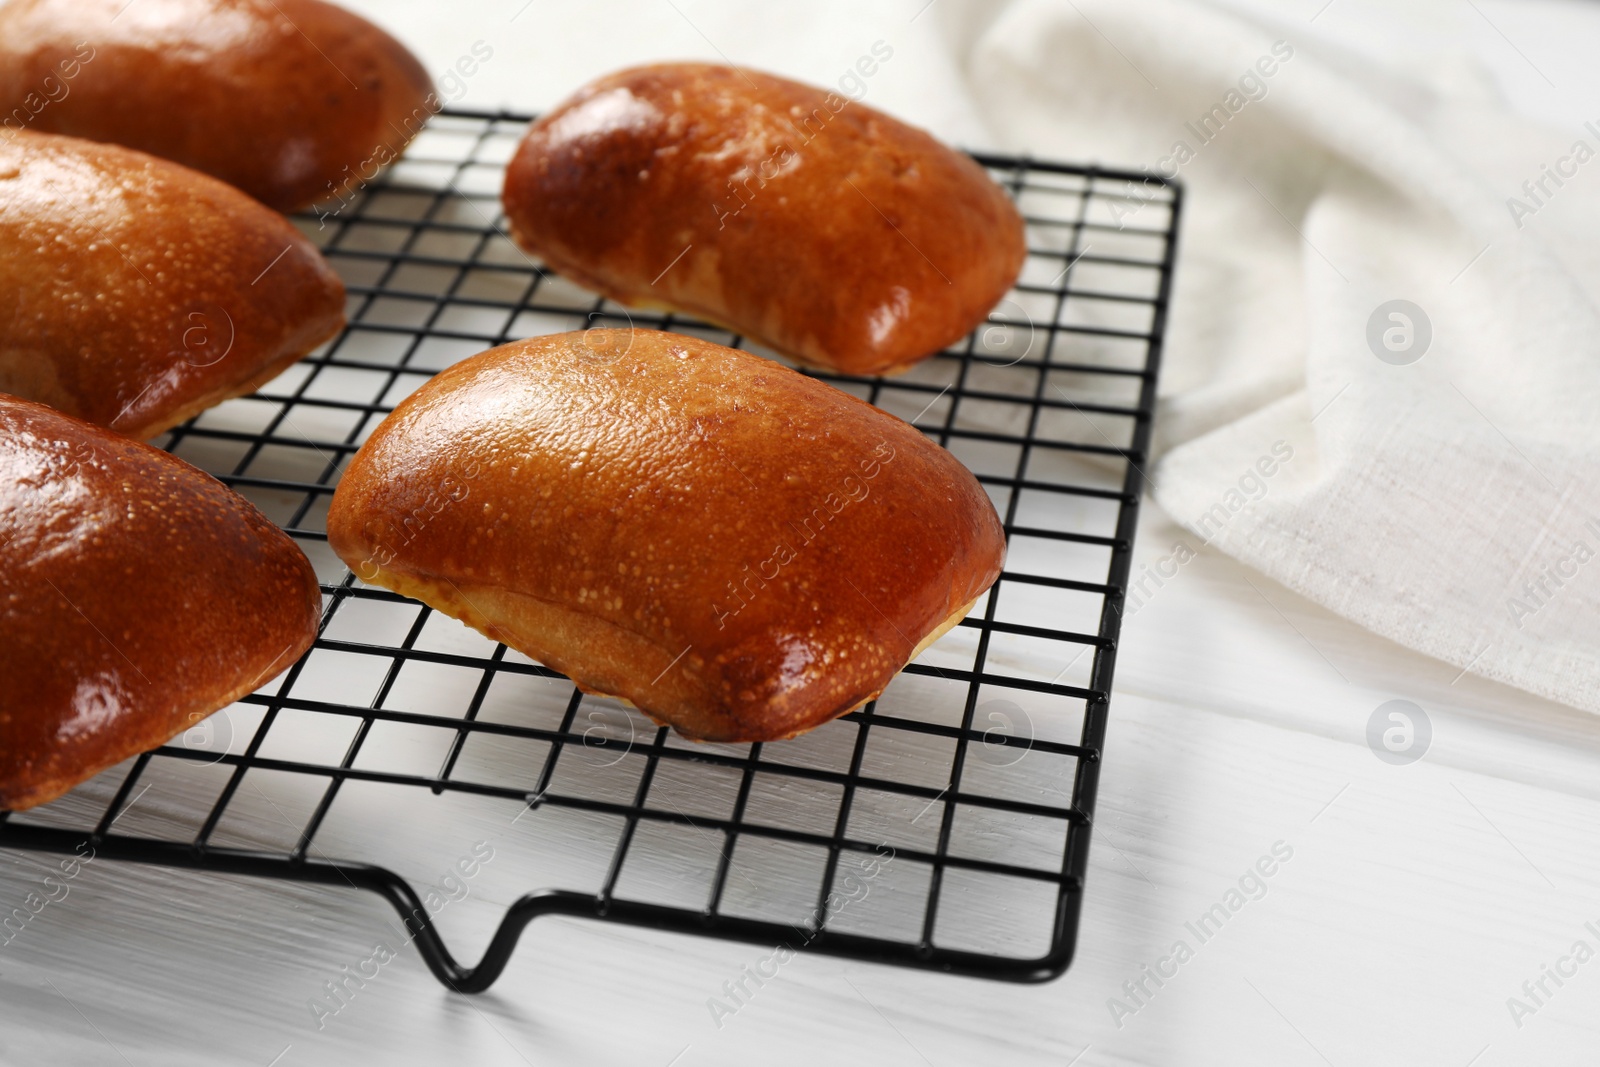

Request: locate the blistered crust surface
(503, 63), (1026, 376)
(327, 329), (1006, 741)
(0, 396), (322, 811)
(0, 130), (346, 438)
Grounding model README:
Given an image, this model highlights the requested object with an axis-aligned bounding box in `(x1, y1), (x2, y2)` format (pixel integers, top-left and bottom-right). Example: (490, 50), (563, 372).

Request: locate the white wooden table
(6, 500), (1597, 1066)
(4, 2), (1599, 1064)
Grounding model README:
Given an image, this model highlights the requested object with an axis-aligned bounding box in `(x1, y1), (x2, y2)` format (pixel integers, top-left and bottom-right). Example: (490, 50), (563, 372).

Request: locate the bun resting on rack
(0, 130), (346, 440)
(0, 395), (322, 812)
(501, 63), (1026, 377)
(0, 0), (434, 212)
(326, 329), (1006, 743)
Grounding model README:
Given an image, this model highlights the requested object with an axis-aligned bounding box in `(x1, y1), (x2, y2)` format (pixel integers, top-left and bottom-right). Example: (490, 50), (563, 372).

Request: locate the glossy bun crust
(0, 395), (322, 811)
(0, 130), (346, 439)
(0, 0), (433, 211)
(502, 63), (1026, 377)
(327, 329), (1005, 742)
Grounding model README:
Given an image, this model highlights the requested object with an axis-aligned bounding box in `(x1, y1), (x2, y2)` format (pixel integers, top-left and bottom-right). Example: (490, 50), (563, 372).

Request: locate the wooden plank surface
(5, 2), (1600, 1063)
(5, 504), (1599, 1066)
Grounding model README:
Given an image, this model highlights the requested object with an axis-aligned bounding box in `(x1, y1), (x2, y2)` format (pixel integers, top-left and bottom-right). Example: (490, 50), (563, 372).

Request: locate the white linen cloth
(348, 0), (1600, 713)
(948, 0), (1600, 713)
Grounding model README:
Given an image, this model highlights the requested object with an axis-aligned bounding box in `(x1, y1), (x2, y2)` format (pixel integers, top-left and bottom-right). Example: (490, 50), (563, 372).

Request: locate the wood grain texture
(0, 5), (1594, 1063)
(5, 509), (1600, 1065)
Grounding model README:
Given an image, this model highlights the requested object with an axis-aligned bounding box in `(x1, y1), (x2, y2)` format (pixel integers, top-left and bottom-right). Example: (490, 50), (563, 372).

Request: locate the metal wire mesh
(0, 108), (1180, 990)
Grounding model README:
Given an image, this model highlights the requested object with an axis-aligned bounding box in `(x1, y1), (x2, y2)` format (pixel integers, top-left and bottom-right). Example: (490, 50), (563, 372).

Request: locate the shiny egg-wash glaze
(0, 0), (433, 211)
(502, 64), (1027, 377)
(0, 396), (322, 812)
(0, 131), (345, 439)
(327, 329), (1006, 743)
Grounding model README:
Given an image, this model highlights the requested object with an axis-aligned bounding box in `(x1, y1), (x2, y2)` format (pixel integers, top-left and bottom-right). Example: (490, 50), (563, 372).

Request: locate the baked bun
(0, 0), (433, 211)
(0, 130), (346, 439)
(502, 63), (1026, 377)
(0, 395), (322, 812)
(327, 329), (1005, 742)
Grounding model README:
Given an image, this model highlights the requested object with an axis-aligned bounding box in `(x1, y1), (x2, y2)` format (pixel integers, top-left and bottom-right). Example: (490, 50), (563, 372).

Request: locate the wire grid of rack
(0, 108), (1179, 991)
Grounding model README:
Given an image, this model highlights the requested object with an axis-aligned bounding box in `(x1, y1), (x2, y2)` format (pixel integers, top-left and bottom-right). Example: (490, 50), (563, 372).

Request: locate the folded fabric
(946, 0), (1600, 712)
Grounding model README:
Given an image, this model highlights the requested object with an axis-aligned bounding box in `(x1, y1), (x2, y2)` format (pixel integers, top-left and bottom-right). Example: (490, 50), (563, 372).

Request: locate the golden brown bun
(502, 63), (1026, 377)
(0, 130), (346, 439)
(0, 395), (322, 811)
(0, 0), (434, 211)
(327, 329), (1005, 742)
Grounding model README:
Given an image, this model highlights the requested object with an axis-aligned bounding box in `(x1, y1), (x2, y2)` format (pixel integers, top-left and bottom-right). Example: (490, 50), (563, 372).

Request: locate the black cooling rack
(0, 108), (1179, 991)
